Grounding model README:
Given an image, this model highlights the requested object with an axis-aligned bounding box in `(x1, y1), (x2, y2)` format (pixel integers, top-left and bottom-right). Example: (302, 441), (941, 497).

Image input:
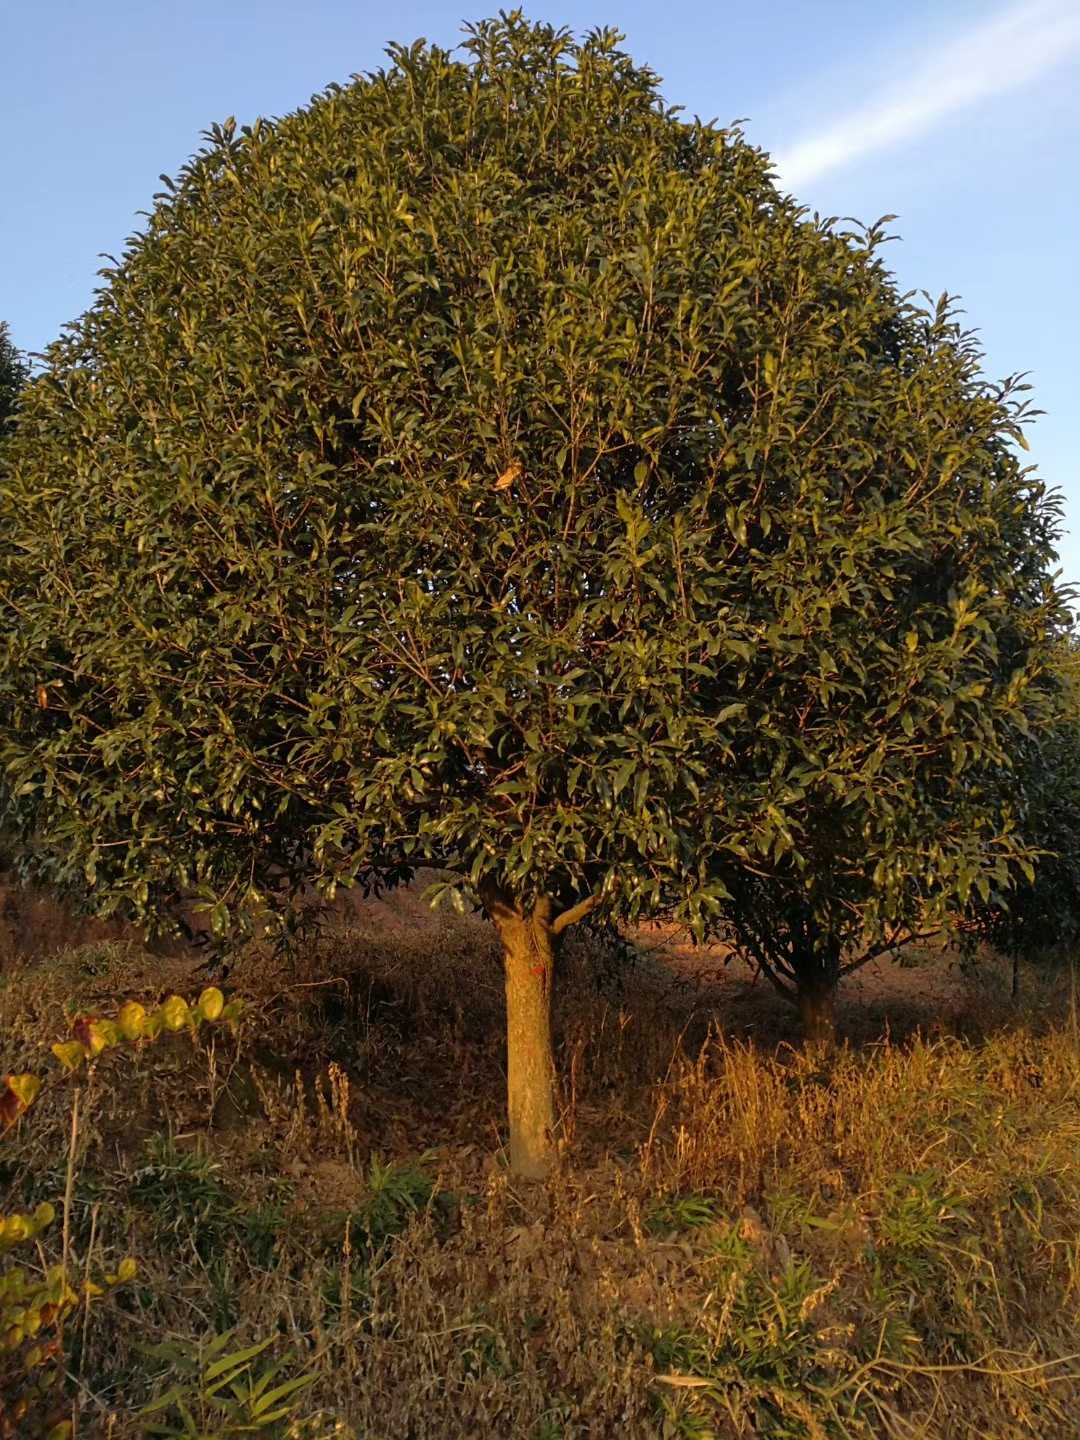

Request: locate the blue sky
(4, 0), (1078, 584)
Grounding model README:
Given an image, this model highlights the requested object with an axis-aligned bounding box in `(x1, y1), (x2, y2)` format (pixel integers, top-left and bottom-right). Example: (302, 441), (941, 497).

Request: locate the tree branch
(731, 924), (797, 1003)
(840, 927), (941, 979)
(752, 954), (797, 1003)
(552, 892), (601, 936)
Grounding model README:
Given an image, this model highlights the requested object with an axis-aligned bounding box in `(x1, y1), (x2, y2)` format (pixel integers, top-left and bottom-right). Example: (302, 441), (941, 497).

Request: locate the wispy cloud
(773, 0), (1080, 191)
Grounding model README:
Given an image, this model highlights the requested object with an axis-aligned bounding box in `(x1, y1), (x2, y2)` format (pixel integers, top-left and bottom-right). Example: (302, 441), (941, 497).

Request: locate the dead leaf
(493, 460), (523, 492)
(739, 1204), (767, 1246)
(654, 1374), (715, 1389)
(37, 686), (48, 709)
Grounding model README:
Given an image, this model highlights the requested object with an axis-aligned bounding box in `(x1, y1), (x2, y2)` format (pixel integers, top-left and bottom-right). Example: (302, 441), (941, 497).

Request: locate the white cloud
(773, 0), (1080, 190)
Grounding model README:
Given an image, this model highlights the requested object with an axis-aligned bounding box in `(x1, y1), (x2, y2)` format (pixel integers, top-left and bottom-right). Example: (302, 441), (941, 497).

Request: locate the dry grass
(2, 880), (1079, 1438)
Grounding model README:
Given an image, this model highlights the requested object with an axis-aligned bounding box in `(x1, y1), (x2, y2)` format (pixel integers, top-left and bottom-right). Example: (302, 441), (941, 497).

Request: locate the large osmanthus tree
(0, 16), (1066, 1174)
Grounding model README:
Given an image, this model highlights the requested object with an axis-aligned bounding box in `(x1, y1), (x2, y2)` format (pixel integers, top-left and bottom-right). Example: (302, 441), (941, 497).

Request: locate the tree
(719, 881), (940, 1047)
(716, 493), (1070, 1045)
(0, 322), (28, 430)
(0, 322), (29, 869)
(967, 639), (1080, 984)
(0, 16), (1067, 1175)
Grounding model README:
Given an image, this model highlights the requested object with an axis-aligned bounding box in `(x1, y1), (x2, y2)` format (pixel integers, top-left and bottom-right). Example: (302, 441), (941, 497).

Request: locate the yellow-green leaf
(52, 1041), (86, 1072)
(1, 1215), (29, 1244)
(86, 1021), (114, 1056)
(197, 987), (224, 1022)
(159, 995), (190, 1031)
(117, 1001), (147, 1040)
(6, 1074), (41, 1109)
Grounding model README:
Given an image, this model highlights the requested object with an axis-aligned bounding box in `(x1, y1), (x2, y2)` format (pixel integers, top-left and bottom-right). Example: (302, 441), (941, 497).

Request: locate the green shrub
(138, 1330), (320, 1438)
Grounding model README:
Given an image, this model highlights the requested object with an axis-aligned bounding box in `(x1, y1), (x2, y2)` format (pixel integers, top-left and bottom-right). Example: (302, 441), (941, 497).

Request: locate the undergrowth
(1, 889), (1078, 1437)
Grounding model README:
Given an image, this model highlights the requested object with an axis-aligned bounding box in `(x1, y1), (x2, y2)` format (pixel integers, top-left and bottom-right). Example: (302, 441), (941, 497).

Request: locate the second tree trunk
(796, 969), (837, 1047)
(792, 936), (840, 1048)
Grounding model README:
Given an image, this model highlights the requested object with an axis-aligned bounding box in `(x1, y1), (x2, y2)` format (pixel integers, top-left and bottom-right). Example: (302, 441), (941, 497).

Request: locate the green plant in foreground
(0, 987), (237, 1437)
(645, 1192), (721, 1236)
(131, 1135), (239, 1262)
(351, 1153), (436, 1249)
(651, 1248), (864, 1439)
(139, 1330), (320, 1438)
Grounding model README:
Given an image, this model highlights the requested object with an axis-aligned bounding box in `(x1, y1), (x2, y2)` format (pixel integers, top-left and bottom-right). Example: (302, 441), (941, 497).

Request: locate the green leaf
(203, 1336), (275, 1383)
(250, 1371), (317, 1417)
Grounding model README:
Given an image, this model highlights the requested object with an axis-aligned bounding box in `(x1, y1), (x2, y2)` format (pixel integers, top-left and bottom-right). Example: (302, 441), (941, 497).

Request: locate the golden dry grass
(2, 881), (1079, 1438)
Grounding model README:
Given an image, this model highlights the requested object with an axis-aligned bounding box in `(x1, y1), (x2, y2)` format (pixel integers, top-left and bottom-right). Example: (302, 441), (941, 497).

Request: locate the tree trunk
(797, 971), (837, 1048)
(483, 886), (558, 1180)
(792, 934), (840, 1049)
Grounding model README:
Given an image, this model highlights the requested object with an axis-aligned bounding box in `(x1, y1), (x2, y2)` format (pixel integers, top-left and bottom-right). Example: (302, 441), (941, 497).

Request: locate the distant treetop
(0, 323), (28, 430)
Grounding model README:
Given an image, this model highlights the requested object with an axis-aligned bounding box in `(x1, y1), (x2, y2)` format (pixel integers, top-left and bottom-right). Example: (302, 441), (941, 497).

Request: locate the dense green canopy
(969, 641), (1080, 964)
(0, 16), (1067, 952)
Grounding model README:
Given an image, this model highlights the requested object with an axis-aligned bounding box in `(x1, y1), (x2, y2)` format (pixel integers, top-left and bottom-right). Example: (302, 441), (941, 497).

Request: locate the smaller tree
(968, 642), (1080, 982)
(725, 630), (1080, 1040)
(719, 877), (940, 1045)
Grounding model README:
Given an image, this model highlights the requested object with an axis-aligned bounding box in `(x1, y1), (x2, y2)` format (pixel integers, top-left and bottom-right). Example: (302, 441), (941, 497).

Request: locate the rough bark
(796, 971), (837, 1048)
(792, 936), (840, 1049)
(483, 886), (559, 1180)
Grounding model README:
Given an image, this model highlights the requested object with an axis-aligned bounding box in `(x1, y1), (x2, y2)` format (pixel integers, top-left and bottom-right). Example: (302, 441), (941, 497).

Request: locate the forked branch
(552, 892), (601, 936)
